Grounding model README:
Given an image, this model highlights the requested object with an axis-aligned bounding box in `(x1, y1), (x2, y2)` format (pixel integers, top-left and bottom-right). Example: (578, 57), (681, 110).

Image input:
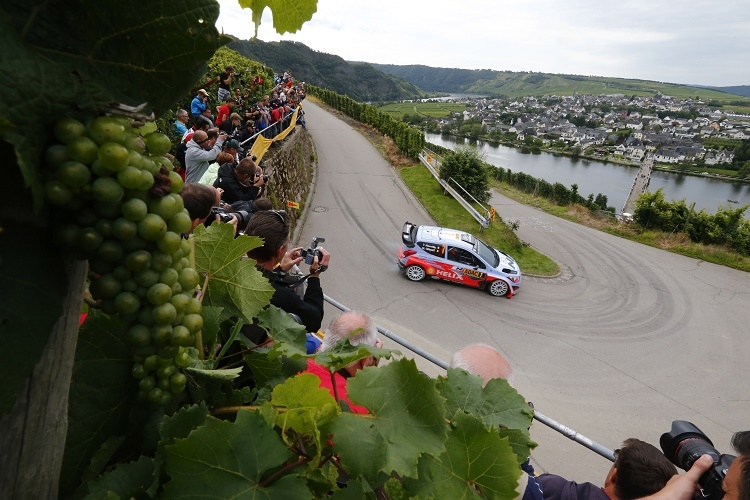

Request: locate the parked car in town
(397, 222), (521, 297)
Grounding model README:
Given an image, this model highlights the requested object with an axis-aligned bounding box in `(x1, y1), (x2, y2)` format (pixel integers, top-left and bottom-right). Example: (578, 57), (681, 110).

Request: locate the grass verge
(490, 180), (750, 273)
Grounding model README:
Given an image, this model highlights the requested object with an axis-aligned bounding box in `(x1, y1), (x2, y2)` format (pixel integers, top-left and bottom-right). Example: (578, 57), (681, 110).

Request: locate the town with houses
(435, 93), (750, 177)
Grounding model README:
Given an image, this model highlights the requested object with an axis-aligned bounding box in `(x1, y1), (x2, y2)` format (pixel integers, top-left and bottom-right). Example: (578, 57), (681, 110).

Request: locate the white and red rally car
(397, 221), (521, 298)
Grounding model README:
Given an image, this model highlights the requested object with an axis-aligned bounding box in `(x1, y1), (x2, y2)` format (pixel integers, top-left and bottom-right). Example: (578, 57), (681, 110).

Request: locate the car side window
(447, 247), (483, 268)
(418, 242), (445, 258)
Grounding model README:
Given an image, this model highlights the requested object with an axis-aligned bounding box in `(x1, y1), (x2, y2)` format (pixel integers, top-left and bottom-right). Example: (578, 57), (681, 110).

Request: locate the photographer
(190, 89), (209, 119)
(213, 157), (265, 205)
(642, 431), (749, 500)
(184, 129), (226, 183)
(219, 112), (242, 139)
(179, 183), (236, 234)
(245, 210), (330, 333)
(218, 65), (234, 102)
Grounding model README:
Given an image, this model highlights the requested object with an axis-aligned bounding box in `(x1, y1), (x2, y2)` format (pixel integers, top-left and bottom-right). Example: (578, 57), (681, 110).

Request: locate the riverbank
(431, 132), (750, 184)
(425, 132), (750, 214)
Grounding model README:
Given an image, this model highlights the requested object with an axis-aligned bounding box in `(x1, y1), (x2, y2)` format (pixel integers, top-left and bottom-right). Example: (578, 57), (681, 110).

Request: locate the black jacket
(213, 163), (261, 205)
(266, 269), (324, 333)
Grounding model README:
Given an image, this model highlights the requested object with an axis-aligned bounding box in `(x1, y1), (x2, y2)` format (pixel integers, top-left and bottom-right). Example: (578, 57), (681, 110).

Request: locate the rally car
(397, 222), (521, 297)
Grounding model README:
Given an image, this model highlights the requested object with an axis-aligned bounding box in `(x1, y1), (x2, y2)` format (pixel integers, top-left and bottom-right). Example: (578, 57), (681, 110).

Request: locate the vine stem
(83, 295), (100, 309)
(330, 370), (340, 405)
(257, 456), (307, 488)
(195, 272), (209, 360)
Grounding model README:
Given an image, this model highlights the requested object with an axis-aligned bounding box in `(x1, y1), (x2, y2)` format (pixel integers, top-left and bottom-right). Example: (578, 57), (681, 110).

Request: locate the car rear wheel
(488, 280), (509, 297)
(405, 265), (426, 282)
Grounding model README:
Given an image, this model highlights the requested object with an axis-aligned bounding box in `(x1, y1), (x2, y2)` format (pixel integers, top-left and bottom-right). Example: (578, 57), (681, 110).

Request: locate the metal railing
(419, 149), (491, 230)
(324, 293), (617, 462)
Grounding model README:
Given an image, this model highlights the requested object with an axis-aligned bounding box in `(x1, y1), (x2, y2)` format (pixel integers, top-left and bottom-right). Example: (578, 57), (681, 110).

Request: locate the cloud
(215, 0), (750, 86)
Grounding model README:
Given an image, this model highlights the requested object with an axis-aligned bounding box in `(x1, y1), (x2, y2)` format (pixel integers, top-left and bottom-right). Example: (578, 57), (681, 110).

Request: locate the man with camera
(213, 157), (266, 205)
(218, 66), (234, 103)
(184, 129), (226, 183)
(245, 210), (330, 334)
(641, 428), (749, 500)
(190, 89), (209, 119)
(179, 183), (236, 234)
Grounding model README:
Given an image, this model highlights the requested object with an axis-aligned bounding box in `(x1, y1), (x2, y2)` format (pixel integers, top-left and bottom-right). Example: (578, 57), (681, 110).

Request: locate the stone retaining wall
(259, 127), (315, 233)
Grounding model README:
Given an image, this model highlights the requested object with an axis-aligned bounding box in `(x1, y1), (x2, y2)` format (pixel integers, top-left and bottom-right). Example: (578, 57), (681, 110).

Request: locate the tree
(439, 148), (490, 203)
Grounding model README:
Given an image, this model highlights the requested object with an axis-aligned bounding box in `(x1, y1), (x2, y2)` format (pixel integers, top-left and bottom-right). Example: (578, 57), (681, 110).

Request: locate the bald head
(450, 344), (513, 387)
(192, 130), (207, 143)
(321, 311), (377, 352)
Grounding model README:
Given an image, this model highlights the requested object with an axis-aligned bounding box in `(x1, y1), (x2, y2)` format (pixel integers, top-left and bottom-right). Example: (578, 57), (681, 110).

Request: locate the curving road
(296, 101), (750, 484)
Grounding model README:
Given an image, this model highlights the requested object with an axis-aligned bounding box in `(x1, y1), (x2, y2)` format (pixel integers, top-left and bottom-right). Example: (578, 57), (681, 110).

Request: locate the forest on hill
(372, 63), (750, 101)
(228, 39), (424, 102)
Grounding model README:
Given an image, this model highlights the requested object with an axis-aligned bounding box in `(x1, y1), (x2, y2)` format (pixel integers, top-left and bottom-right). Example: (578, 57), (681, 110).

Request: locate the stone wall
(259, 127), (315, 234)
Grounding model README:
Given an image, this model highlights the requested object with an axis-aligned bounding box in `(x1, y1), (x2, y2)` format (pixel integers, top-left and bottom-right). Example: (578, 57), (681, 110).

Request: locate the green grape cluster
(45, 116), (203, 405)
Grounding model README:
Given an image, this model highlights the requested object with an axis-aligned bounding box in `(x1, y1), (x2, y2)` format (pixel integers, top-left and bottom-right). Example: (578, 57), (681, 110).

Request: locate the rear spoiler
(401, 221), (417, 247)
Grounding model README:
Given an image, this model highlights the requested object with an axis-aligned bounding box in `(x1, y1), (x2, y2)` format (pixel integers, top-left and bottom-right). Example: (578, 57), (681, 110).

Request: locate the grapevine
(44, 115), (201, 405)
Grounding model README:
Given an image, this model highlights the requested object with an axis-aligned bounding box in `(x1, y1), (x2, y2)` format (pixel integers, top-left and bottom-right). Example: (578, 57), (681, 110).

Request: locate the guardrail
(419, 149), (491, 230)
(323, 293), (617, 462)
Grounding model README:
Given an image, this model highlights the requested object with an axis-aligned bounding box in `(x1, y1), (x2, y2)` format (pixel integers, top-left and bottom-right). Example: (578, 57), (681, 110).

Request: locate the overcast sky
(215, 0), (750, 87)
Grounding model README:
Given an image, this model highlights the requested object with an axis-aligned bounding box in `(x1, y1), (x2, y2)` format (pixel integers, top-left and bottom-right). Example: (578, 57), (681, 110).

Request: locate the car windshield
(474, 238), (499, 267)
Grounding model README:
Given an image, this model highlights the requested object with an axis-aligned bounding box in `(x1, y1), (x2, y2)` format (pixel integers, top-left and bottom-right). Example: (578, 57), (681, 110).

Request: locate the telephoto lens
(660, 420), (736, 500)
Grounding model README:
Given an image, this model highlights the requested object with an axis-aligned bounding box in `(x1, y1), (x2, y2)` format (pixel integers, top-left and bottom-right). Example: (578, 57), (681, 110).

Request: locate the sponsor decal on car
(461, 268), (486, 279)
(434, 268), (460, 279)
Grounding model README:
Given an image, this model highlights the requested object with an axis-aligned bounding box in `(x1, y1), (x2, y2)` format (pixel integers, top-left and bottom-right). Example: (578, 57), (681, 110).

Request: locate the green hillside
(228, 39), (424, 102)
(372, 63), (750, 101)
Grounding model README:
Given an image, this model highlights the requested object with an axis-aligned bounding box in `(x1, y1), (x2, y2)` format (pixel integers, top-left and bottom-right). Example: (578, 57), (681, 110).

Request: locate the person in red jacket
(305, 311), (382, 414)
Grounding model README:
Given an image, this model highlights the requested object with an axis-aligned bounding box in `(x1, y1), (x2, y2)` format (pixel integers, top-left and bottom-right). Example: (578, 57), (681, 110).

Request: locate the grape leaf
(193, 223), (274, 324)
(498, 428), (538, 466)
(437, 367), (534, 433)
(257, 305), (308, 353)
(0, 223), (68, 412)
(199, 306), (224, 352)
(84, 455), (156, 500)
(403, 411), (521, 499)
(59, 312), (139, 497)
(158, 404), (210, 445)
(163, 410), (308, 498)
(1, 0), (228, 206)
(245, 347), (306, 388)
(79, 435), (126, 491)
(186, 366), (243, 381)
(238, 0), (319, 37)
(330, 359), (448, 484)
(313, 338), (399, 373)
(328, 478), (367, 499)
(271, 373), (340, 464)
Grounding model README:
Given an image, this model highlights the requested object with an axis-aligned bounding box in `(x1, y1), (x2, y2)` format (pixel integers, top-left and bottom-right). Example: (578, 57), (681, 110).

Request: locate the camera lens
(660, 421), (721, 470)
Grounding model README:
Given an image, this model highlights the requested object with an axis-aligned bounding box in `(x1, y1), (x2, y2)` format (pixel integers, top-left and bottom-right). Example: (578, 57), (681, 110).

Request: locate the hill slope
(372, 63), (749, 100)
(228, 39), (424, 102)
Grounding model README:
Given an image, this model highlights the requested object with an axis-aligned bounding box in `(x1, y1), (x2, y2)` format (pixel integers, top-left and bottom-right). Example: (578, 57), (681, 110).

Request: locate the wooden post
(0, 260), (86, 499)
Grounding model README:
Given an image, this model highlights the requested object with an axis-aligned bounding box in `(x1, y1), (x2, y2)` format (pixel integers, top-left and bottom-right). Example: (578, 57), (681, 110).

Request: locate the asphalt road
(296, 100), (750, 484)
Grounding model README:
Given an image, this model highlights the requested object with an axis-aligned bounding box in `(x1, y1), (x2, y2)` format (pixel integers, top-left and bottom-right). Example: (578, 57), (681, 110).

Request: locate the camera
(300, 237), (325, 265)
(205, 206), (252, 232)
(660, 420), (736, 500)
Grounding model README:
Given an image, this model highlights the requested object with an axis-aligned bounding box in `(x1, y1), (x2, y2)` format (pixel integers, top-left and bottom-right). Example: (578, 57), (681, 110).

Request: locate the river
(425, 132), (750, 214)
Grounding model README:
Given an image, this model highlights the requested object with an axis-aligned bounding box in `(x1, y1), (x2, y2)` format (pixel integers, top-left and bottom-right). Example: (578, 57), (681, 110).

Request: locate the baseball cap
(224, 139), (243, 152)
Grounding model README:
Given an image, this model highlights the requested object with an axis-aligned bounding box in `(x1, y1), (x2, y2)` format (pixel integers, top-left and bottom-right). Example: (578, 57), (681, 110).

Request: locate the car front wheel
(405, 264), (426, 282)
(488, 280), (509, 297)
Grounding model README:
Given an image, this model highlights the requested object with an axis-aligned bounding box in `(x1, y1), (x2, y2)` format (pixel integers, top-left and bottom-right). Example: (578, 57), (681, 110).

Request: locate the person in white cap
(190, 89), (209, 119)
